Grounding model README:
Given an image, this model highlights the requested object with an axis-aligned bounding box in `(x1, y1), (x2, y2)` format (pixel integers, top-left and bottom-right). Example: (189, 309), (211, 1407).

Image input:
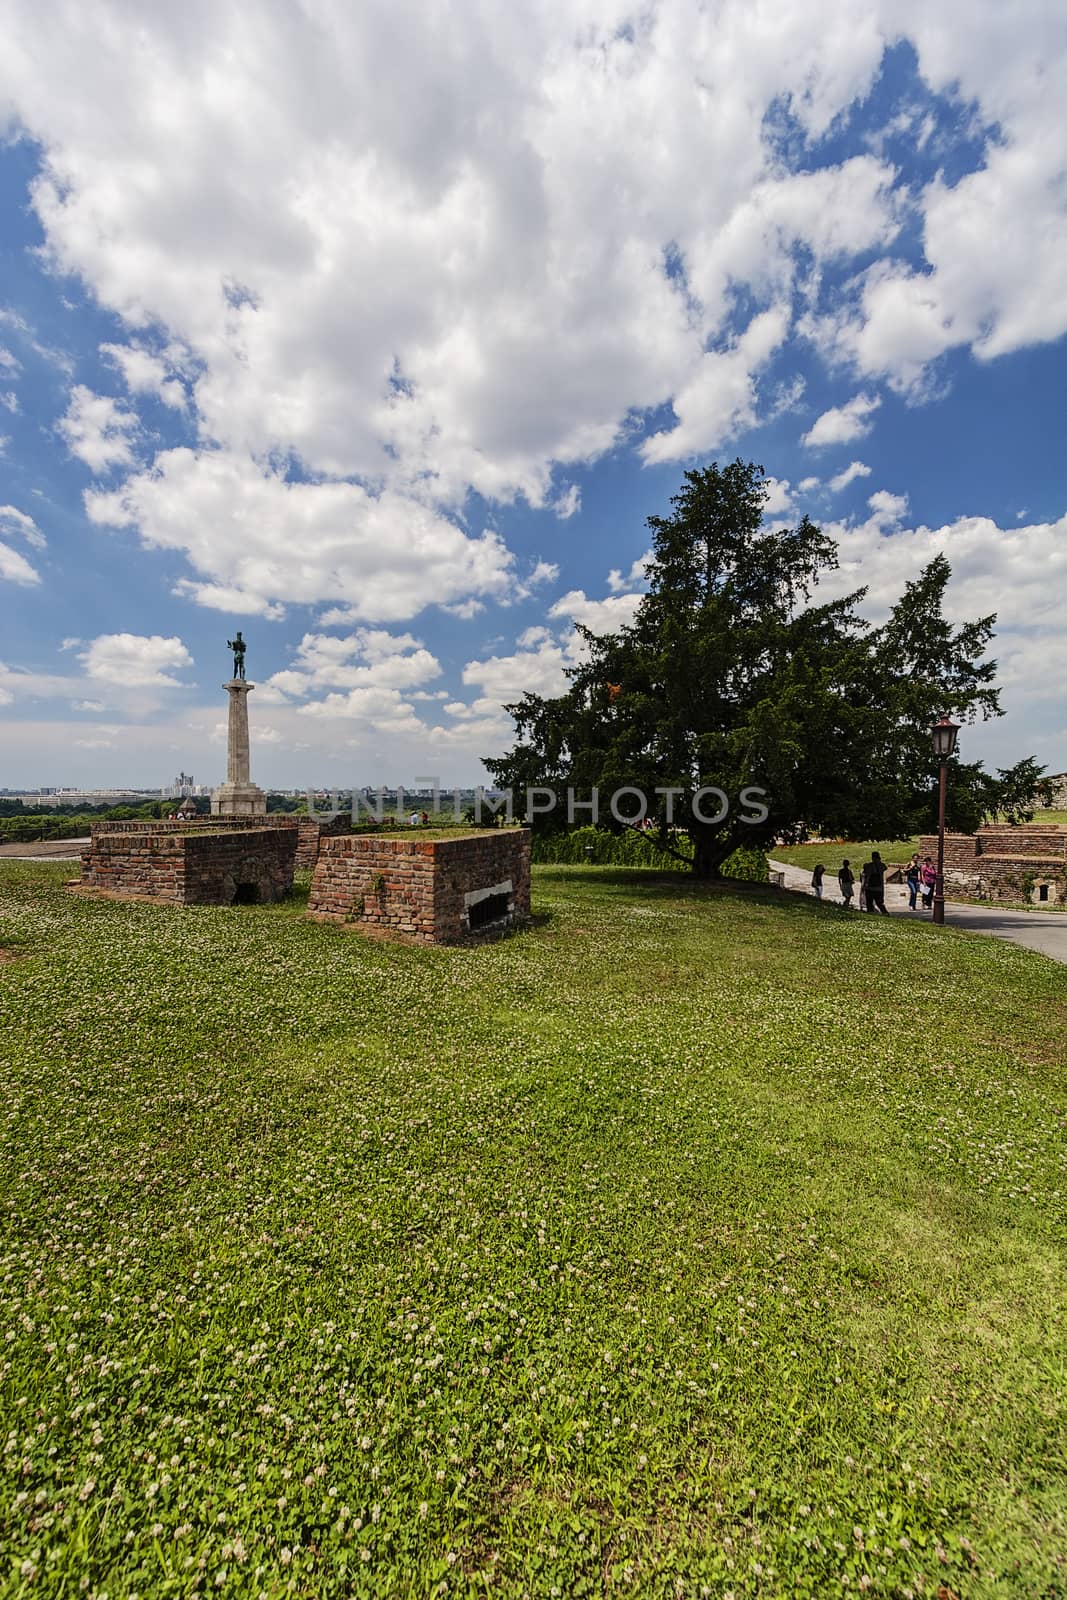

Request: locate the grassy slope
(769, 840), (921, 874)
(0, 863), (1065, 1599)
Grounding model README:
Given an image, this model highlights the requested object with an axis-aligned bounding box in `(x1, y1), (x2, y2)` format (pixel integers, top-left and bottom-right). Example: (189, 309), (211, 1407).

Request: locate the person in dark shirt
(837, 859), (855, 906)
(864, 850), (889, 915)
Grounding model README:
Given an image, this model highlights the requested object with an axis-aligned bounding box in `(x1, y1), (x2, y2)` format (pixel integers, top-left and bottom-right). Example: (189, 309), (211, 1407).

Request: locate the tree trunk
(691, 832), (728, 878)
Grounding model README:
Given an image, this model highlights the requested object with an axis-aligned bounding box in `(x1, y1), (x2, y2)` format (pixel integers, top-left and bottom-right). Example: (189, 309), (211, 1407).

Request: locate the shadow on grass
(534, 863), (842, 916)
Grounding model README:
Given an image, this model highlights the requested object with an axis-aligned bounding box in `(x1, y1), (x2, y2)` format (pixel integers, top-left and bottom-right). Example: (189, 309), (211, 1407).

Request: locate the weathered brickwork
(308, 829), (532, 943)
(80, 825), (297, 904)
(919, 825), (1067, 904)
(86, 814), (348, 869)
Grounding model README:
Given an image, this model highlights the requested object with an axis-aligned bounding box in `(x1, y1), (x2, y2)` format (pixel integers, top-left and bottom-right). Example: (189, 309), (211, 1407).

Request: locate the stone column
(211, 680), (267, 816)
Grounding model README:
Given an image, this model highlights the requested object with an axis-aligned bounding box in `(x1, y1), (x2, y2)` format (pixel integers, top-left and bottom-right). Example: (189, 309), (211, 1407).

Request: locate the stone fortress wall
(919, 824), (1067, 905)
(308, 829), (532, 943)
(80, 824), (297, 904)
(86, 813), (348, 871)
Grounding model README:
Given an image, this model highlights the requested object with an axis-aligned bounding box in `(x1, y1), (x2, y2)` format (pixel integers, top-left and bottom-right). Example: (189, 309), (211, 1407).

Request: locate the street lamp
(930, 713), (960, 926)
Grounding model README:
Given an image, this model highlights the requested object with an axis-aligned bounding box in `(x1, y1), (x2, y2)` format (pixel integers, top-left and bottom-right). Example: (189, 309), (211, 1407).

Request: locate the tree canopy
(486, 460), (1048, 875)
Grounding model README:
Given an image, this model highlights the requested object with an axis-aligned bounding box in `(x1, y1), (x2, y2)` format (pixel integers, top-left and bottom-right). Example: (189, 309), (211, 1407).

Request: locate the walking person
(811, 863), (825, 900)
(838, 859), (855, 907)
(920, 855), (936, 911)
(864, 850), (889, 915)
(905, 852), (921, 911)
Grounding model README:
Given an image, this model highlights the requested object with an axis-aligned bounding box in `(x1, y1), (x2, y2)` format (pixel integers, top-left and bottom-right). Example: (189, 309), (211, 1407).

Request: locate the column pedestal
(211, 680), (267, 817)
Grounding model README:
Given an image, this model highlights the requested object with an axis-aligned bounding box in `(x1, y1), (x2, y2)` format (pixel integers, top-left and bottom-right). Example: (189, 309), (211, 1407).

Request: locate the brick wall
(81, 826), (296, 904)
(81, 827), (186, 901)
(1040, 773), (1067, 808)
(308, 829), (531, 943)
(918, 826), (1067, 903)
(87, 813), (347, 869)
(182, 828), (297, 904)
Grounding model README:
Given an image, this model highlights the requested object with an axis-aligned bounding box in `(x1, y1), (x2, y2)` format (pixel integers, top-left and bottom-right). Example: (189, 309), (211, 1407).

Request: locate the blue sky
(0, 1), (1064, 790)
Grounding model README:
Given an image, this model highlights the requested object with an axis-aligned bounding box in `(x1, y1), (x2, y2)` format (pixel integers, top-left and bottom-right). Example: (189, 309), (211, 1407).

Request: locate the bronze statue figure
(227, 631), (247, 680)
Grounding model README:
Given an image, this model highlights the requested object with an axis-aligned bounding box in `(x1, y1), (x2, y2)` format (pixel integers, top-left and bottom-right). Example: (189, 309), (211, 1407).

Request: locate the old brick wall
(917, 834), (980, 872)
(308, 829), (531, 943)
(86, 813), (347, 870)
(182, 828), (296, 904)
(919, 826), (1067, 902)
(432, 830), (531, 941)
(81, 826), (296, 904)
(80, 827), (187, 901)
(309, 835), (435, 937)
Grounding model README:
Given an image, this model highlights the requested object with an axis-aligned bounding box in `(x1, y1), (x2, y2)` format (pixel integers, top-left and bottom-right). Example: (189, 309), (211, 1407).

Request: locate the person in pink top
(920, 856), (936, 910)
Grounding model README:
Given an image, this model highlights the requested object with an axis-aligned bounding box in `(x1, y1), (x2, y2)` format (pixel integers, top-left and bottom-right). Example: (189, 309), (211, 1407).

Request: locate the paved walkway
(769, 859), (1067, 967)
(0, 838), (89, 859)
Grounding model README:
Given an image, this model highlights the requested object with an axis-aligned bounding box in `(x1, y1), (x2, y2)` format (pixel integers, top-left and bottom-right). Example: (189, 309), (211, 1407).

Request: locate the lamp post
(931, 713), (960, 926)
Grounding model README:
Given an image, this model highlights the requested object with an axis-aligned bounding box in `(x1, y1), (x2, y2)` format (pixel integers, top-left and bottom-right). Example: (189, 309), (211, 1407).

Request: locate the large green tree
(487, 460), (1046, 876)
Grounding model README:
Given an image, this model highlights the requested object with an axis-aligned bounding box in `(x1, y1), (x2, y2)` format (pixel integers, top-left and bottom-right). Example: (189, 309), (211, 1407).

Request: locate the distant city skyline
(0, 3), (1064, 789)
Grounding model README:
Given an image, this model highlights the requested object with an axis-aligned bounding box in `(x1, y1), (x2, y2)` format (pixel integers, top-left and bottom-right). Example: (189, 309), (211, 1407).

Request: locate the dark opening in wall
(468, 890), (510, 930)
(1038, 883), (1050, 902)
(233, 881), (260, 905)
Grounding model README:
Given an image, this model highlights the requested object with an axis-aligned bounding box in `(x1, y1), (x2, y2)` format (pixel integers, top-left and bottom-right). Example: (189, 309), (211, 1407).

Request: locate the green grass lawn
(1, 863), (1065, 1598)
(769, 840), (921, 874)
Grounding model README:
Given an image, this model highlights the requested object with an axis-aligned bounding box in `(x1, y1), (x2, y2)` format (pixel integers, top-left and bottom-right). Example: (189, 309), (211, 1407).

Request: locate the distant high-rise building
(167, 771), (198, 798)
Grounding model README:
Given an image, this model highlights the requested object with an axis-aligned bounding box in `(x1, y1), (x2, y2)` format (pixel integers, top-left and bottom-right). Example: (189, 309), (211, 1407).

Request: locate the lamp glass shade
(931, 715), (960, 760)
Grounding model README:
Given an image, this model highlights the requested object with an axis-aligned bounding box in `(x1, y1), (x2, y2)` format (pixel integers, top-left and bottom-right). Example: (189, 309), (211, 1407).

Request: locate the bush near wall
(529, 825), (767, 881)
(0, 815), (102, 844)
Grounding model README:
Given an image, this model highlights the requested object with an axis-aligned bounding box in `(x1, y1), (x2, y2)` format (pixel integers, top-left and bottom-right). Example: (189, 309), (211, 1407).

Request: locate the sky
(0, 0), (1064, 792)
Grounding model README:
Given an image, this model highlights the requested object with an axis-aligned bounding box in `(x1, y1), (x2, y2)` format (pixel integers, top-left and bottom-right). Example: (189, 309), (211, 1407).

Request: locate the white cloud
(552, 484), (581, 520)
(640, 306), (789, 464)
(78, 633), (193, 687)
(827, 460), (872, 493)
(528, 560), (559, 587)
(816, 510), (1067, 734)
(0, 502), (45, 584)
(0, 543), (41, 585)
(548, 589), (644, 635)
(802, 393), (881, 448)
(866, 488), (909, 526)
(762, 477), (794, 516)
(0, 686), (12, 706)
(100, 341), (187, 408)
(72, 699), (105, 712)
(462, 638), (579, 706)
(0, 504), (46, 548)
(0, 391), (18, 413)
(258, 627), (441, 734)
(801, 4), (1067, 392)
(57, 384), (139, 472)
(606, 552), (652, 594)
(87, 449), (520, 621)
(267, 629), (440, 698)
(300, 686), (425, 726)
(0, 1), (898, 587)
